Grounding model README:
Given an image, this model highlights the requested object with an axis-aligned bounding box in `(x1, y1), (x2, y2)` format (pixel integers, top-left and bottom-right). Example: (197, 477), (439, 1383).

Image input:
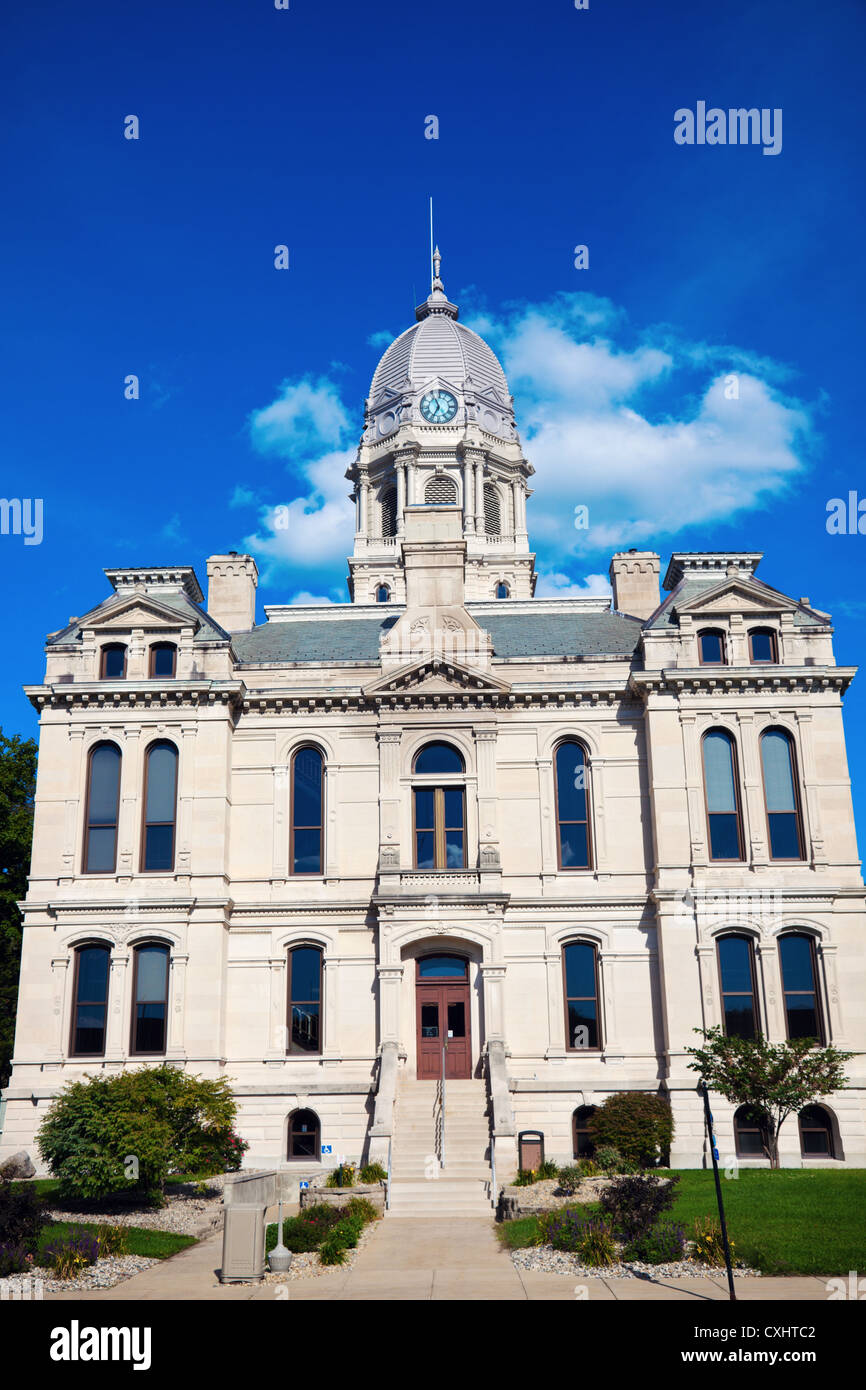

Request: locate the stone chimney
(609, 550), (660, 621)
(206, 553), (258, 632)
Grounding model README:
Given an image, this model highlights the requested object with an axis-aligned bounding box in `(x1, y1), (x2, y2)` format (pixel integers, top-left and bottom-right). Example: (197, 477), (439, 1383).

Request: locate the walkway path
(48, 1218), (833, 1302)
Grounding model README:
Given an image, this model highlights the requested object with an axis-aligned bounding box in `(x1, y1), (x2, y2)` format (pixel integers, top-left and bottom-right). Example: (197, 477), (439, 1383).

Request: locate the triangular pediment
(84, 594), (198, 634)
(364, 655), (511, 697)
(675, 577), (800, 619)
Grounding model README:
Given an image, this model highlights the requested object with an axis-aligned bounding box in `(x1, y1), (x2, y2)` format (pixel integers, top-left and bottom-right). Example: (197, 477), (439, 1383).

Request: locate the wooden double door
(415, 955), (472, 1080)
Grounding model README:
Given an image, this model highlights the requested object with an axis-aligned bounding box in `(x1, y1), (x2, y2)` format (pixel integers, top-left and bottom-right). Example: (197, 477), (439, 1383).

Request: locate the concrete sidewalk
(47, 1217), (834, 1302)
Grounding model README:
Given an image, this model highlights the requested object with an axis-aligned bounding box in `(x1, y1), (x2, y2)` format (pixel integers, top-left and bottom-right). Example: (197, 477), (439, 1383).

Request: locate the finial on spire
(432, 245), (443, 290)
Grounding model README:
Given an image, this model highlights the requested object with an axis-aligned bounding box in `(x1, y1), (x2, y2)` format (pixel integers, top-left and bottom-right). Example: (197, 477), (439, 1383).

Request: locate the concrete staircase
(387, 1077), (494, 1218)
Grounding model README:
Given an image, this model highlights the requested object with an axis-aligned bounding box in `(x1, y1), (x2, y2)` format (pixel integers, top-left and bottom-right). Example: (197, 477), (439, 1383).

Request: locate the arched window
(697, 629), (726, 665)
(287, 945), (323, 1054)
(70, 943), (111, 1056)
(716, 934), (759, 1038)
(381, 487), (397, 538)
(83, 742), (121, 873)
(562, 942), (601, 1050)
(799, 1105), (835, 1158)
(376, 584), (391, 603)
(760, 729), (804, 860)
(496, 581), (510, 599)
(149, 643), (177, 678)
(554, 741), (592, 869)
(572, 1105), (597, 1158)
(483, 483), (501, 535)
(291, 747), (324, 875)
(425, 475), (457, 505)
(100, 643), (127, 679)
(778, 933), (823, 1041)
(142, 741), (178, 872)
(131, 943), (170, 1055)
(734, 1104), (770, 1158)
(749, 628), (778, 664)
(702, 730), (744, 861)
(413, 742), (465, 869)
(287, 1108), (320, 1161)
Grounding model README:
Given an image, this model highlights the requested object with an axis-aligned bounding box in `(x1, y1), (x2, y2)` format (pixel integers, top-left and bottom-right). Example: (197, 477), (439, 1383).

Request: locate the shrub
(266, 1204), (344, 1255)
(0, 1181), (46, 1252)
(512, 1169), (536, 1187)
(599, 1174), (680, 1240)
(588, 1092), (673, 1168)
(95, 1224), (127, 1257)
(693, 1216), (734, 1269)
(593, 1146), (632, 1174)
(358, 1163), (387, 1185)
(545, 1210), (615, 1265)
(625, 1221), (686, 1264)
(318, 1234), (348, 1266)
(0, 1242), (31, 1277)
(37, 1067), (241, 1202)
(331, 1215), (364, 1249)
(325, 1163), (356, 1189)
(43, 1229), (99, 1279)
(575, 1221), (617, 1268)
(343, 1196), (379, 1225)
(556, 1165), (584, 1195)
(578, 1158), (599, 1178)
(536, 1159), (558, 1180)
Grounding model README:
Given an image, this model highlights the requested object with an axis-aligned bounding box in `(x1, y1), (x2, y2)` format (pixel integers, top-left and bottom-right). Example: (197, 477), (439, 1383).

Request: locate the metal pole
(440, 1041), (446, 1169)
(699, 1080), (737, 1301)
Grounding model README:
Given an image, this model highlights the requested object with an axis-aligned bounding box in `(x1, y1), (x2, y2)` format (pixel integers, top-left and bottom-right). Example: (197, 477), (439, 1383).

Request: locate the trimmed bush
(36, 1067), (241, 1202)
(625, 1221), (686, 1264)
(43, 1228), (99, 1279)
(0, 1180), (46, 1252)
(588, 1093), (673, 1168)
(599, 1174), (679, 1240)
(556, 1165), (583, 1195)
(358, 1163), (387, 1184)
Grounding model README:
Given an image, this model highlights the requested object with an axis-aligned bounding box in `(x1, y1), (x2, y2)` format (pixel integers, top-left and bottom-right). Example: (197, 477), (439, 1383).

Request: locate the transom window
(417, 955), (468, 979)
(702, 730), (744, 861)
(554, 741), (592, 869)
(698, 630), (726, 665)
(70, 944), (111, 1057)
(100, 644), (127, 679)
(716, 934), (758, 1038)
(83, 742), (122, 874)
(291, 746), (324, 875)
(149, 643), (177, 678)
(413, 742), (464, 776)
(562, 941), (601, 1050)
(749, 628), (778, 664)
(131, 943), (170, 1054)
(778, 933), (823, 1042)
(287, 946), (322, 1054)
(142, 741), (178, 872)
(760, 729), (804, 860)
(799, 1105), (835, 1157)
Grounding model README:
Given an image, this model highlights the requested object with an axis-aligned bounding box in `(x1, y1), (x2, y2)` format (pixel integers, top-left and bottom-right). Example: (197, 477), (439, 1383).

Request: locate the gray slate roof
(232, 610), (643, 665)
(645, 576), (828, 631)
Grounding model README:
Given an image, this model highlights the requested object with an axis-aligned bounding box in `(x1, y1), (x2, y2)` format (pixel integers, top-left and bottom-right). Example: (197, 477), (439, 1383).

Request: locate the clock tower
(346, 250), (536, 603)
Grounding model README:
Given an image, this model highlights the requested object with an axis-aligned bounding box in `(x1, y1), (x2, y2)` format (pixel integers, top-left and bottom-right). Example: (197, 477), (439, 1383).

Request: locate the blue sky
(1, 0), (864, 849)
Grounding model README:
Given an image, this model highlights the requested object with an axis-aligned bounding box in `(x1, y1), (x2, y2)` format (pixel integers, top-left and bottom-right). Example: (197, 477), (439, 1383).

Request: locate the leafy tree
(686, 1026), (851, 1168)
(37, 1065), (244, 1203)
(587, 1091), (674, 1167)
(0, 729), (37, 1087)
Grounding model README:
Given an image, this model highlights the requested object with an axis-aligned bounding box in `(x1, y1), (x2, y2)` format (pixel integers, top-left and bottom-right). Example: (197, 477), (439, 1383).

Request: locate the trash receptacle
(518, 1129), (544, 1171)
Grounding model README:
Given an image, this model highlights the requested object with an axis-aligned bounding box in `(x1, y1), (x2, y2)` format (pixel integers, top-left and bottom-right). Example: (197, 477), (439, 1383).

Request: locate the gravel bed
(262, 1223), (377, 1284)
(511, 1246), (761, 1279)
(45, 1175), (227, 1238)
(2, 1255), (160, 1295)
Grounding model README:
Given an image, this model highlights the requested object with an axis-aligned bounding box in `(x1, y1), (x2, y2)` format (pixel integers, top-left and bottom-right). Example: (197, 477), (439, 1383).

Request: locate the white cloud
(534, 570), (612, 599)
(249, 376), (350, 459)
(229, 485), (258, 509)
(288, 590), (340, 606)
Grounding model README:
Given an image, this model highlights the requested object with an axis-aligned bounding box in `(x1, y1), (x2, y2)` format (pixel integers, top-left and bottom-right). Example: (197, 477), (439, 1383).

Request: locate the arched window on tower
(553, 741), (592, 869)
(381, 488), (397, 538)
(483, 483), (501, 536)
(425, 475), (457, 505)
(376, 584), (391, 603)
(291, 747), (324, 875)
(702, 729), (744, 861)
(760, 729), (805, 860)
(83, 742), (122, 874)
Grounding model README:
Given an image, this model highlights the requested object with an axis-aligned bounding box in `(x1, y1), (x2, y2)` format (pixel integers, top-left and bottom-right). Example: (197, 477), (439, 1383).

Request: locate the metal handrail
(485, 1050), (497, 1212)
(440, 1043), (446, 1169)
(385, 1137), (392, 1210)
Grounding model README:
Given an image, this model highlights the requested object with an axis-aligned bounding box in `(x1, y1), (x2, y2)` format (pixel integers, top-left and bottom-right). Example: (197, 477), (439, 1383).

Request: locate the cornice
(26, 680), (245, 713)
(630, 666), (856, 699)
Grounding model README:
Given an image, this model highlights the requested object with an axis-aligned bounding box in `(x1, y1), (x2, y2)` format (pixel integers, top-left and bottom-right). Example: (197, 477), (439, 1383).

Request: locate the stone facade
(2, 263), (864, 1180)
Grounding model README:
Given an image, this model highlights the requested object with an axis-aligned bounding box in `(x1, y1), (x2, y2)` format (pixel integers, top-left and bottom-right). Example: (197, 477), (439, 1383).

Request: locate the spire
(416, 244), (458, 321)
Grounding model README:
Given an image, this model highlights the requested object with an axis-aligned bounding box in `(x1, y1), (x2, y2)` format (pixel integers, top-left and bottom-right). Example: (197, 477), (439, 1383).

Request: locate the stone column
(322, 956), (340, 1061)
(544, 949), (566, 1060)
(756, 939), (785, 1040)
(49, 955), (70, 1064)
(359, 476), (371, 542)
(475, 459), (485, 534)
(324, 761), (339, 880)
(266, 952), (288, 1060)
(167, 950), (188, 1058)
(480, 964), (506, 1043)
(463, 454), (475, 533)
(118, 727), (142, 880)
(795, 711), (825, 866)
(377, 964), (404, 1048)
(396, 460), (406, 536)
(105, 950), (129, 1061)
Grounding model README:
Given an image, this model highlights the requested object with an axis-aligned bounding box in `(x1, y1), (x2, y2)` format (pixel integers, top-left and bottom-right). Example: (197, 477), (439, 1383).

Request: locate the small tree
(686, 1027), (851, 1168)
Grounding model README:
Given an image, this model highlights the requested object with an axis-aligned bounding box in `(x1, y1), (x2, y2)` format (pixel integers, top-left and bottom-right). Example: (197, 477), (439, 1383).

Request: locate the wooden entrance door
(415, 956), (472, 1080)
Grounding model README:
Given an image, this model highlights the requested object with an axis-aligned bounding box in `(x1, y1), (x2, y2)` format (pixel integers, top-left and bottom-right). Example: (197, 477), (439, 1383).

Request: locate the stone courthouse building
(2, 258), (865, 1206)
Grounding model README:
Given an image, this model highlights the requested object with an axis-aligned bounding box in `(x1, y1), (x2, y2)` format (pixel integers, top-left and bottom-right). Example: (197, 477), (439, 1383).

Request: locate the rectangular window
(71, 946), (110, 1056)
(413, 787), (465, 870)
(131, 945), (169, 1054)
(288, 947), (322, 1054)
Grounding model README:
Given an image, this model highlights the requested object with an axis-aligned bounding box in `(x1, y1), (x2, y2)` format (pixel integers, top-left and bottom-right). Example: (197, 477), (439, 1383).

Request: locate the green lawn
(498, 1169), (866, 1276)
(38, 1221), (197, 1261)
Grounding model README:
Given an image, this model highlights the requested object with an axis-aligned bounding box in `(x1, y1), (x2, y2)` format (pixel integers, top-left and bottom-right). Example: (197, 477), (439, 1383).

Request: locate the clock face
(420, 389), (458, 424)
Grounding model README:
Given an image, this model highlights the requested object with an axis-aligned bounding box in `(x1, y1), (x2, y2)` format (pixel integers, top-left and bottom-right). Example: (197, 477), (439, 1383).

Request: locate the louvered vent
(484, 483), (501, 536)
(425, 475), (457, 505)
(381, 488), (397, 538)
